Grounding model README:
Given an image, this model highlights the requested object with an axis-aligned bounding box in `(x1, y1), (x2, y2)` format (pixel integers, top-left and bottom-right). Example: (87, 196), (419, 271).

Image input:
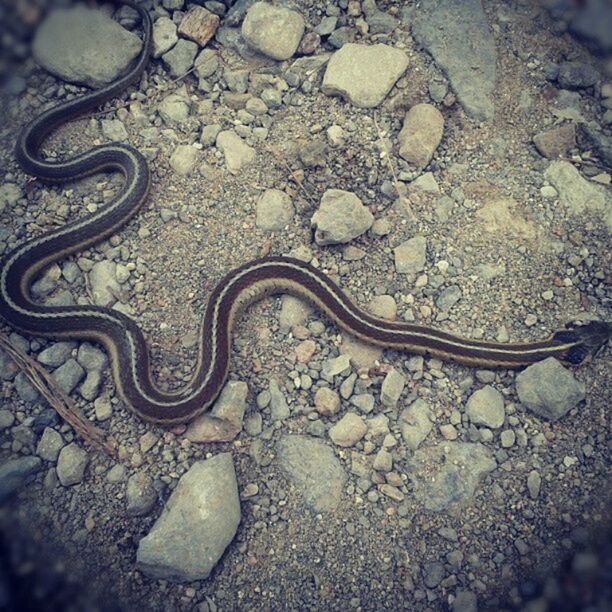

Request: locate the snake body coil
(0, 1), (609, 424)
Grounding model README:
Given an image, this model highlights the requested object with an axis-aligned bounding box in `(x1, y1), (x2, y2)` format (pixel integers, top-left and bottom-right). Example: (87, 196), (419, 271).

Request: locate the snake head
(552, 320), (611, 365)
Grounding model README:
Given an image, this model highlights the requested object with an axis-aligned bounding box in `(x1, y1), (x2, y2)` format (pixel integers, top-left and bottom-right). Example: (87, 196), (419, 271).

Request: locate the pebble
(170, 144), (199, 175)
(0, 184), (23, 213)
(77, 343), (108, 371)
(101, 119), (128, 142)
(93, 395), (113, 421)
(14, 372), (41, 404)
(557, 61), (599, 89)
(277, 435), (347, 512)
(126, 471), (157, 516)
(394, 236), (427, 274)
(466, 385), (505, 429)
(255, 189), (294, 231)
(56, 443), (89, 486)
(500, 429), (515, 448)
(311, 189), (373, 245)
(241, 2), (305, 61)
(106, 464), (126, 483)
(527, 470), (541, 499)
(398, 103), (444, 168)
(399, 399), (434, 450)
(32, 5), (142, 87)
(177, 6), (219, 47)
(162, 39), (198, 78)
(200, 123), (222, 146)
(152, 16), (178, 59)
(195, 49), (218, 79)
(516, 357), (585, 421)
(452, 590), (478, 612)
(373, 449), (393, 472)
(52, 359), (85, 394)
(533, 124), (576, 159)
(36, 427), (65, 462)
(216, 130), (256, 175)
(0, 410), (15, 429)
(279, 296), (312, 331)
(423, 561), (445, 588)
(321, 354), (351, 380)
(269, 379), (290, 421)
(380, 369), (405, 407)
(89, 261), (119, 306)
(185, 381), (247, 442)
(351, 394), (375, 414)
(314, 387), (341, 416)
(137, 454), (240, 581)
(322, 43), (408, 108)
(0, 457), (41, 502)
(158, 90), (191, 124)
(329, 413), (367, 447)
(37, 341), (76, 368)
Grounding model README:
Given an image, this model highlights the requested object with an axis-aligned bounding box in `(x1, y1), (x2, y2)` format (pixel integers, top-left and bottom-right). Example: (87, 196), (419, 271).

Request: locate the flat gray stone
(412, 0), (496, 120)
(127, 471), (157, 517)
(329, 413), (367, 447)
(152, 16), (178, 59)
(216, 130), (256, 175)
(516, 357), (585, 421)
(32, 6), (142, 87)
(398, 103), (444, 168)
(394, 235), (427, 274)
(408, 442), (496, 512)
(137, 453), (240, 582)
(36, 427), (65, 462)
(277, 435), (347, 512)
(544, 160), (612, 231)
(161, 39), (198, 78)
(322, 43), (408, 108)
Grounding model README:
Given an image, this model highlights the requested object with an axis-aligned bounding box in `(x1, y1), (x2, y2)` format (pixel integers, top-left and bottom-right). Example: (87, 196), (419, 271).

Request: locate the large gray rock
(137, 453), (240, 582)
(57, 443), (88, 486)
(0, 457), (41, 502)
(32, 6), (142, 87)
(516, 357), (585, 421)
(277, 435), (347, 512)
(408, 443), (496, 512)
(322, 43), (408, 108)
(412, 0), (496, 121)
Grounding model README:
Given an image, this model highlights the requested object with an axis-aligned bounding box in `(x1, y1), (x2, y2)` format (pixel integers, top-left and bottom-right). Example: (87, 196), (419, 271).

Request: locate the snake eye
(564, 345), (588, 365)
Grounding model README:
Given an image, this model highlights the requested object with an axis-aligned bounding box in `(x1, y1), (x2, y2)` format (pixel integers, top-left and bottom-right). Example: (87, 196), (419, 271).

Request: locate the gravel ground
(0, 0), (610, 610)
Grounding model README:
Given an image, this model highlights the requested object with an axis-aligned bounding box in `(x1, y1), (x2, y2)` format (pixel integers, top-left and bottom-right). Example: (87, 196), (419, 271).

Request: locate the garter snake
(0, 1), (609, 425)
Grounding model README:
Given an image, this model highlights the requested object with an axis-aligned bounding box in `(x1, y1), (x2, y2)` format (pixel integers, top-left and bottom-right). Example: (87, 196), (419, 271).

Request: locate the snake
(0, 1), (609, 425)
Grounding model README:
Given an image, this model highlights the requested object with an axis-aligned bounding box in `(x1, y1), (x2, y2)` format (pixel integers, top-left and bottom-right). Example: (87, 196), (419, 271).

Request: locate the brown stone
(178, 7), (219, 47)
(533, 124), (576, 159)
(398, 103), (444, 168)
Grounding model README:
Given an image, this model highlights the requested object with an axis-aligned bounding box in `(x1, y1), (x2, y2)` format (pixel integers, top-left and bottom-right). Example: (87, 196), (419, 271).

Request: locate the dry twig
(0, 332), (115, 457)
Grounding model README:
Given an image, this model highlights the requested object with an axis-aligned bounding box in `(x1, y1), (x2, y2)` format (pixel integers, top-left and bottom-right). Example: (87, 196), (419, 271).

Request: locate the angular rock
(314, 387), (341, 416)
(57, 443), (88, 486)
(89, 260), (119, 306)
(32, 6), (142, 87)
(185, 381), (248, 442)
(400, 398), (434, 450)
(412, 0), (496, 120)
(269, 379), (290, 421)
(178, 6), (219, 47)
(37, 341), (76, 368)
(216, 130), (256, 174)
(52, 358), (85, 395)
(515, 357), (585, 421)
(137, 453), (240, 581)
(398, 103), (444, 168)
(408, 442), (496, 512)
(36, 427), (64, 462)
(311, 189), (374, 245)
(394, 236), (427, 274)
(162, 39), (198, 78)
(466, 385), (505, 429)
(152, 16), (178, 59)
(322, 43), (408, 108)
(242, 2), (305, 61)
(277, 435), (347, 512)
(557, 61), (599, 90)
(0, 457), (41, 502)
(380, 368), (405, 407)
(533, 124), (576, 159)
